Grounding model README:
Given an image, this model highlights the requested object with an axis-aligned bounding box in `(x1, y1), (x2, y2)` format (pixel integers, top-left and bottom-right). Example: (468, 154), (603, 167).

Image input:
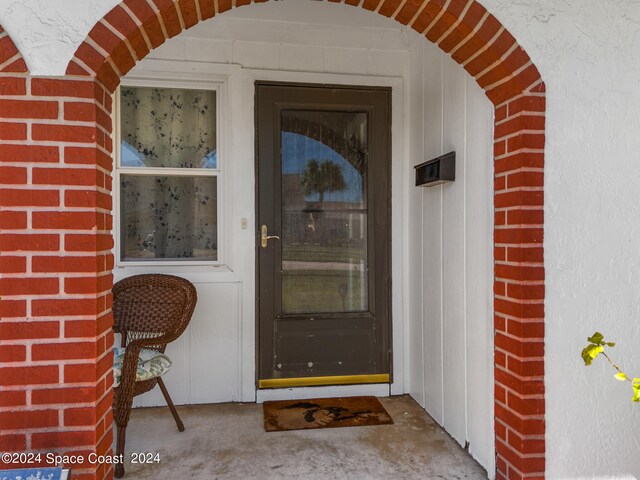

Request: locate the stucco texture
(484, 2), (640, 478)
(2, 0), (640, 478)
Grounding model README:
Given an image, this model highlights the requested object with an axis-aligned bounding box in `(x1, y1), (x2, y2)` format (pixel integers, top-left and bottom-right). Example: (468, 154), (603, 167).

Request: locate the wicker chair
(112, 274), (197, 478)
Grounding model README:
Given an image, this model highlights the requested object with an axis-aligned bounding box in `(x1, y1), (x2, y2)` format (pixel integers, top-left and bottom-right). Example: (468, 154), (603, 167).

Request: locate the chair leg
(157, 377), (184, 432)
(115, 425), (126, 478)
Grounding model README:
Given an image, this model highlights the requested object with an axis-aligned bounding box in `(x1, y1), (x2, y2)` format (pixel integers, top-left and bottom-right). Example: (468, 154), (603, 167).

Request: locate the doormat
(263, 396), (393, 432)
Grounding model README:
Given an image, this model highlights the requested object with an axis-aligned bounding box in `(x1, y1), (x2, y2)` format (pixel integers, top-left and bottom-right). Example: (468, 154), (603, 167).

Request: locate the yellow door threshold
(258, 374), (390, 389)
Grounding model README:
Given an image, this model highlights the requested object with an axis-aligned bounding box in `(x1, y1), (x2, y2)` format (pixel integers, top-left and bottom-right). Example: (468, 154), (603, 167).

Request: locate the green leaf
(581, 344), (604, 365)
(606, 342), (616, 347)
(614, 372), (627, 381)
(588, 332), (605, 345)
(581, 346), (594, 365)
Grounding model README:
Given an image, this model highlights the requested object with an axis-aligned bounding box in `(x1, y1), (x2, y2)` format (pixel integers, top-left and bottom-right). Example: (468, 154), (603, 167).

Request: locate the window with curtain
(117, 85), (219, 262)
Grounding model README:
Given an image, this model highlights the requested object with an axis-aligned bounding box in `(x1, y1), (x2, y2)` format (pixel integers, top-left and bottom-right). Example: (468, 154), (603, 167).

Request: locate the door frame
(254, 81), (393, 388)
(247, 70), (405, 402)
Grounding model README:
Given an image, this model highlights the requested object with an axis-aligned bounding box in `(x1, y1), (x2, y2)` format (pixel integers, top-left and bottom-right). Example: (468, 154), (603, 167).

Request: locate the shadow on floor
(121, 395), (487, 479)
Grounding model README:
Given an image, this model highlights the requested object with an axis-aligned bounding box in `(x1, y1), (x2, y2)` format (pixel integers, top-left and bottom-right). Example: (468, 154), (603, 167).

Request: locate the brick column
(493, 88), (546, 480)
(0, 73), (115, 480)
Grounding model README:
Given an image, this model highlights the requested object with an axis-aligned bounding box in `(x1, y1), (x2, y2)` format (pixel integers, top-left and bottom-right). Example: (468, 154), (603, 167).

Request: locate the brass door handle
(261, 225), (280, 248)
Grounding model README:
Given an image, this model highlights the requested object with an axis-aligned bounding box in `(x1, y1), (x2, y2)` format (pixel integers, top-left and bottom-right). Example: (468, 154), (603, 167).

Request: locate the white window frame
(114, 75), (228, 268)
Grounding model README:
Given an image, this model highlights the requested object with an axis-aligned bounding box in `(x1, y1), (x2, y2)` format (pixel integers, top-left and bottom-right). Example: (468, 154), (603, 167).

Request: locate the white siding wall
(407, 35), (495, 475)
(114, 4), (494, 474)
(122, 282), (242, 406)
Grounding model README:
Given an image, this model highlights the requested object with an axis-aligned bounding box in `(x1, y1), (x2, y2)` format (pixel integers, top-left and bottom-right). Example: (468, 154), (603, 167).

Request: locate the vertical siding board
(464, 74), (495, 472)
(441, 58), (468, 446)
(128, 282), (241, 406)
(421, 43), (445, 425)
(191, 283), (239, 403)
(408, 37), (426, 408)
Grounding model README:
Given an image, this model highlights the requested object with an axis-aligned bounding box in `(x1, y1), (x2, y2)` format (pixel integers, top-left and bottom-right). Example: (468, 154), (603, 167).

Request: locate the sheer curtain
(119, 87), (218, 261)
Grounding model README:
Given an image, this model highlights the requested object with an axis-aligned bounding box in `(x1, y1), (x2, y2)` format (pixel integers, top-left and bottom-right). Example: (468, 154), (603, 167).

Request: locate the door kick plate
(258, 374), (390, 389)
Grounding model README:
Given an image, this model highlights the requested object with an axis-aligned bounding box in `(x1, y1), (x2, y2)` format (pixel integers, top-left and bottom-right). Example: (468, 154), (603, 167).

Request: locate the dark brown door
(256, 82), (391, 388)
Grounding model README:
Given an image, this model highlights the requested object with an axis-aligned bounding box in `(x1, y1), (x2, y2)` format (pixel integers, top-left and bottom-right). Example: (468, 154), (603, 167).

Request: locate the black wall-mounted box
(414, 151), (455, 187)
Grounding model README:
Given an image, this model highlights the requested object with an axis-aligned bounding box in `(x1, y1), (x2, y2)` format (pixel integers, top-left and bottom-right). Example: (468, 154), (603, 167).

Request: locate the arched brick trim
(0, 26), (28, 72)
(0, 2), (545, 479)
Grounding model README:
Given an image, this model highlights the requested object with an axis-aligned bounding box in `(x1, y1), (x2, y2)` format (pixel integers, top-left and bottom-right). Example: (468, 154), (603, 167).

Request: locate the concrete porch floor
(121, 395), (488, 479)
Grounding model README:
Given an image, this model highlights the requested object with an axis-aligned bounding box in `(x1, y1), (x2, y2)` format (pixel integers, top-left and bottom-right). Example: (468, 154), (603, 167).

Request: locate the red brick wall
(0, 2), (546, 479)
(0, 55), (115, 478)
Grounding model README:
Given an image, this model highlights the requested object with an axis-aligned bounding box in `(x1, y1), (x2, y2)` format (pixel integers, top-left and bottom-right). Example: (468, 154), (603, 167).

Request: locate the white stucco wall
(485, 2), (640, 479)
(3, 0), (640, 478)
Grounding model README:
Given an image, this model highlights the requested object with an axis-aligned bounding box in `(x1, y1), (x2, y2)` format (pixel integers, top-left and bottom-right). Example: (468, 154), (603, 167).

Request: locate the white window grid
(114, 77), (226, 267)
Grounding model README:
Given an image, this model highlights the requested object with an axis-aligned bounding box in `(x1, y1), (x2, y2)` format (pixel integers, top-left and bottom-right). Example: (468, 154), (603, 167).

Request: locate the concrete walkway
(122, 395), (488, 479)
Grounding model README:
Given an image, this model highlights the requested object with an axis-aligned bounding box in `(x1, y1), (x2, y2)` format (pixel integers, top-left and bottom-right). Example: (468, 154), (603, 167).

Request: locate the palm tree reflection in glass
(300, 158), (347, 244)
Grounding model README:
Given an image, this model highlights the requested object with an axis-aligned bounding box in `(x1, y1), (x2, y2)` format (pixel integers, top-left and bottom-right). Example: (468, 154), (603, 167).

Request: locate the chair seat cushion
(113, 347), (172, 388)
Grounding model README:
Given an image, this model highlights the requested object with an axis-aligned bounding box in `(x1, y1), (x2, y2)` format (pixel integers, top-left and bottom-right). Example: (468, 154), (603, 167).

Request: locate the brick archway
(0, 2), (545, 479)
(0, 26), (27, 72)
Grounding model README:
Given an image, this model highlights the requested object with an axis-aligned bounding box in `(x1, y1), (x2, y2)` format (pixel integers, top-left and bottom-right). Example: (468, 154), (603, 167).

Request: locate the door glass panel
(281, 110), (368, 314)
